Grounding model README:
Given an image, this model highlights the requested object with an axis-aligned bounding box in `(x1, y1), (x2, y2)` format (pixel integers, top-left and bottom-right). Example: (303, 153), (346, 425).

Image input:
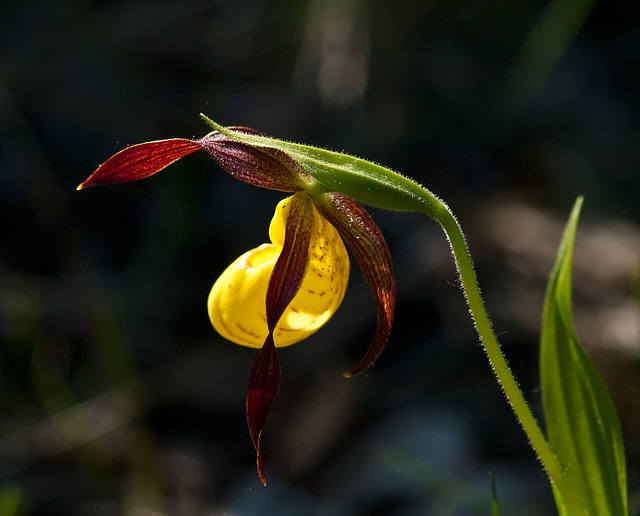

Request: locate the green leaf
(200, 115), (443, 216)
(489, 471), (500, 516)
(540, 196), (628, 515)
(0, 485), (23, 516)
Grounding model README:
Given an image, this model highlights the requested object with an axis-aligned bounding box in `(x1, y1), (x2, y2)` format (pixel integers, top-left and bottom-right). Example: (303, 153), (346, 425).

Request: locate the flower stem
(423, 197), (582, 513)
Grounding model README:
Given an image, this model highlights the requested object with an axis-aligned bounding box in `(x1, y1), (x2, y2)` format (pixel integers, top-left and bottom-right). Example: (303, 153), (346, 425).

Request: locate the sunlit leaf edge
(540, 196), (628, 516)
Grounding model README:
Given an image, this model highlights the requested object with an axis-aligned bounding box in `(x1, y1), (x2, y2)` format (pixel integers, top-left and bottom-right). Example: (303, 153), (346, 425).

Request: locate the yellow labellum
(208, 196), (350, 348)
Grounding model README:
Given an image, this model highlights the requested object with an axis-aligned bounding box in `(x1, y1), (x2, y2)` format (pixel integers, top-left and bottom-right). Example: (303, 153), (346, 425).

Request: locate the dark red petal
(197, 132), (310, 193)
(265, 192), (314, 328)
(246, 192), (315, 485)
(246, 333), (281, 486)
(78, 139), (202, 189)
(317, 193), (395, 377)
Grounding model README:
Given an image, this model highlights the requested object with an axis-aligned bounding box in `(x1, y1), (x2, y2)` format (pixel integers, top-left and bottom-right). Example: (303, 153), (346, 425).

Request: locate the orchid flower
(78, 118), (395, 485)
(79, 116), (629, 515)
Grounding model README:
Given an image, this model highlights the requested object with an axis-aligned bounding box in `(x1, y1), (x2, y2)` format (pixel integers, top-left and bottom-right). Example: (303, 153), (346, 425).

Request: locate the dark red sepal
(246, 191), (315, 485)
(317, 193), (395, 377)
(197, 131), (310, 193)
(78, 139), (202, 189)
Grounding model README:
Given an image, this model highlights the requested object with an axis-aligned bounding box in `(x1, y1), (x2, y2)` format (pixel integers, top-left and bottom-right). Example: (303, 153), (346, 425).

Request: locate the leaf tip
(200, 113), (223, 133)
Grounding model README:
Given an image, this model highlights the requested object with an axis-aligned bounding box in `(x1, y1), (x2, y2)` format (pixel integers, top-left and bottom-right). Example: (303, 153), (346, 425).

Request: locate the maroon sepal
(317, 193), (395, 377)
(78, 139), (202, 189)
(197, 129), (310, 193)
(246, 192), (315, 485)
(79, 126), (313, 194)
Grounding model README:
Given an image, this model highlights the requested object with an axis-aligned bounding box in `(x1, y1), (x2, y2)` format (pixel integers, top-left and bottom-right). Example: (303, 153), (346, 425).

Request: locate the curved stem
(425, 199), (582, 513)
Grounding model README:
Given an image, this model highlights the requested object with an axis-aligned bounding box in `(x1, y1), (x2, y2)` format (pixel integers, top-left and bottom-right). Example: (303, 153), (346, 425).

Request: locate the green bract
(201, 115), (444, 216)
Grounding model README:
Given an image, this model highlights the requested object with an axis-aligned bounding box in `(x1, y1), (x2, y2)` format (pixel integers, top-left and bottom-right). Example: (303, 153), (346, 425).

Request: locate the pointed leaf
(78, 139), (202, 189)
(540, 196), (628, 515)
(317, 192), (395, 376)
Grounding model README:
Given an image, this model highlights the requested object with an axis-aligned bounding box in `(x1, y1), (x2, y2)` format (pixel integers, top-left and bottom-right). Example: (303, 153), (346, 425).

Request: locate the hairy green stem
(425, 198), (582, 514)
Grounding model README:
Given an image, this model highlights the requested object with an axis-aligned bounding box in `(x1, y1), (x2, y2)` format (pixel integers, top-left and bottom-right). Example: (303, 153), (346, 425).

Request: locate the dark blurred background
(1, 0), (639, 514)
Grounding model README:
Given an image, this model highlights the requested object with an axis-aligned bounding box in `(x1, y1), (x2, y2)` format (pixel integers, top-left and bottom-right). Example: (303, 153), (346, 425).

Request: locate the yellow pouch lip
(208, 195), (350, 348)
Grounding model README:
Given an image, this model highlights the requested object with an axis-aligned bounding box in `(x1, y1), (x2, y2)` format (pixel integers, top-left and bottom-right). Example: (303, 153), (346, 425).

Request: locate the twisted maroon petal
(77, 139), (202, 189)
(317, 192), (395, 377)
(246, 333), (280, 486)
(264, 192), (314, 327)
(246, 192), (314, 485)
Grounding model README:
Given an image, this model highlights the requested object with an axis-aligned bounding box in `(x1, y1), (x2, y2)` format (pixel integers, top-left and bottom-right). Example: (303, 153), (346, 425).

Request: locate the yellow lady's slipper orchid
(208, 194), (350, 348)
(78, 122), (395, 486)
